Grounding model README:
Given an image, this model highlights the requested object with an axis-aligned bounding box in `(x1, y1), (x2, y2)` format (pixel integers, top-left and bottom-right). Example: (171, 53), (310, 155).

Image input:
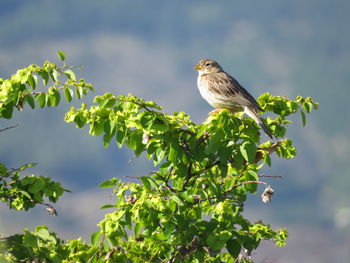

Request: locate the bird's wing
(204, 72), (263, 111)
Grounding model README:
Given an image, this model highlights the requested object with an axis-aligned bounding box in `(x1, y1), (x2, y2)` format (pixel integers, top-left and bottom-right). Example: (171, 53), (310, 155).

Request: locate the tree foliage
(0, 52), (318, 262)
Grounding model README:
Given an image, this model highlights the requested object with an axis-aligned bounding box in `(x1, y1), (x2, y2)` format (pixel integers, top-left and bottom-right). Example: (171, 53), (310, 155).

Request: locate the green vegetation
(0, 53), (317, 262)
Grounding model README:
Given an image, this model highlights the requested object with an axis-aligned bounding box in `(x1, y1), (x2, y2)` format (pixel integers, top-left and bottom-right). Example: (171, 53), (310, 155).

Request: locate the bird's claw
(208, 109), (223, 115)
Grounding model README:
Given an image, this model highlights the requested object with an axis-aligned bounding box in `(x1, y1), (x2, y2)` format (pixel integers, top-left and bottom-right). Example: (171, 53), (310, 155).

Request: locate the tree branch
(224, 180), (268, 196)
(196, 131), (210, 145)
(191, 160), (220, 177)
(255, 139), (284, 163)
(181, 160), (220, 191)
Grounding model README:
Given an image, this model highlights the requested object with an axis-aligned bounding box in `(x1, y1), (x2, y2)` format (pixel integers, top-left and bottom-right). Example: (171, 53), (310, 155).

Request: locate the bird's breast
(197, 75), (238, 109)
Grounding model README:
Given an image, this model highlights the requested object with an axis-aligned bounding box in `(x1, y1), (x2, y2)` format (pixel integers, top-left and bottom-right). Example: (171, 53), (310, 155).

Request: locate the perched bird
(194, 59), (273, 139)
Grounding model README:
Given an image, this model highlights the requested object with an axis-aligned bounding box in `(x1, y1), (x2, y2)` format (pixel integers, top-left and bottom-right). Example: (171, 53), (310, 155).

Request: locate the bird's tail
(244, 107), (273, 139)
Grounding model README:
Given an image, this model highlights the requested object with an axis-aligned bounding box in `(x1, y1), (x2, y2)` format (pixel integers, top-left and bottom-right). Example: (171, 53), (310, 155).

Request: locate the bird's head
(194, 59), (223, 74)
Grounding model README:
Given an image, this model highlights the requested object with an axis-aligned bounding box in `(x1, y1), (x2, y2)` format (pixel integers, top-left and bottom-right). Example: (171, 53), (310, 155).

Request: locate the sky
(1, 1), (350, 262)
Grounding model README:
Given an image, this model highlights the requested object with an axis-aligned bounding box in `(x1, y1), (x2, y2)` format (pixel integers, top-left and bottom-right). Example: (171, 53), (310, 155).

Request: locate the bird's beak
(194, 64), (202, 70)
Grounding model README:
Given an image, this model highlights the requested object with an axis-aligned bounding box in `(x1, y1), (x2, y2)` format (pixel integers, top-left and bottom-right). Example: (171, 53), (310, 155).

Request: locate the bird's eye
(205, 62), (210, 66)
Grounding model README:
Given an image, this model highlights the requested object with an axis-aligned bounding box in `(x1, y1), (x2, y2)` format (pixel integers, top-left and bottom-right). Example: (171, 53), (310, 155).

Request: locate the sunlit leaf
(64, 69), (76, 81)
(57, 50), (66, 62)
(99, 178), (118, 188)
(240, 141), (256, 163)
(64, 87), (73, 102)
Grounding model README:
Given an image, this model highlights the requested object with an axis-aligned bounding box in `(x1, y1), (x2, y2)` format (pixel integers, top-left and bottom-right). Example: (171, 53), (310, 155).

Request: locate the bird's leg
(229, 108), (239, 114)
(209, 108), (223, 115)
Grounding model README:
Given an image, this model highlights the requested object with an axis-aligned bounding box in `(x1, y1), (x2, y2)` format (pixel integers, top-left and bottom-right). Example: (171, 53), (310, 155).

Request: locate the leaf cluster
(0, 52), (93, 213)
(0, 53), (93, 119)
(60, 91), (316, 262)
(0, 162), (68, 211)
(0, 53), (318, 262)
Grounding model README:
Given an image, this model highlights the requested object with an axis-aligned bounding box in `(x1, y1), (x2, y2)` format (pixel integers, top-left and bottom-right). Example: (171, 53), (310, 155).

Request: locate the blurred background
(0, 1), (349, 262)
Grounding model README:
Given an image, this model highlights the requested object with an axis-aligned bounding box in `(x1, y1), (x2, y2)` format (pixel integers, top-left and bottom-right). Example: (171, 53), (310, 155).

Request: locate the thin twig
(8, 163), (38, 175)
(199, 195), (241, 203)
(150, 171), (176, 193)
(180, 128), (196, 136)
(234, 180), (267, 187)
(125, 175), (141, 180)
(181, 162), (193, 190)
(161, 174), (176, 193)
(87, 235), (106, 263)
(258, 174), (282, 178)
(191, 160), (220, 177)
(223, 180), (267, 196)
(196, 131), (210, 145)
(0, 123), (19, 133)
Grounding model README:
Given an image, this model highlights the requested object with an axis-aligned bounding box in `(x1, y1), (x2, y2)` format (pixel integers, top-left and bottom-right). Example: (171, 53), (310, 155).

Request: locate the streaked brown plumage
(194, 59), (273, 139)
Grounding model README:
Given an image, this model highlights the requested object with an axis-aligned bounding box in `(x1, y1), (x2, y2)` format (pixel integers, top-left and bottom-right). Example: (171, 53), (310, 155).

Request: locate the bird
(194, 59), (273, 139)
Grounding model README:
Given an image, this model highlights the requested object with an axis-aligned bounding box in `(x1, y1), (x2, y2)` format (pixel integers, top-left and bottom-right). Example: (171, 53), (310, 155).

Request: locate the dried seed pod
(125, 195), (137, 204)
(142, 133), (150, 145)
(261, 185), (274, 203)
(46, 206), (58, 216)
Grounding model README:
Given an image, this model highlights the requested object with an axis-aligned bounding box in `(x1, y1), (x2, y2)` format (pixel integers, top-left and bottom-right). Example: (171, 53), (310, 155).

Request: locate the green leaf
(154, 148), (166, 165)
(128, 131), (145, 156)
(244, 170), (259, 193)
(208, 179), (221, 196)
(45, 93), (51, 107)
(100, 97), (117, 109)
(28, 177), (45, 194)
(240, 141), (256, 163)
(207, 231), (231, 251)
(140, 176), (158, 190)
(151, 116), (169, 132)
(300, 110), (306, 126)
(49, 90), (61, 107)
(99, 178), (118, 188)
(41, 71), (49, 86)
(170, 195), (184, 206)
(140, 176), (151, 190)
(89, 120), (104, 136)
(264, 154), (271, 166)
(73, 113), (87, 128)
(226, 239), (241, 258)
(24, 94), (35, 109)
(20, 190), (32, 200)
(36, 93), (46, 108)
(23, 230), (38, 248)
(159, 162), (171, 176)
(116, 127), (128, 148)
(49, 70), (58, 83)
(36, 227), (56, 243)
(103, 132), (114, 148)
(206, 130), (224, 154)
(100, 204), (115, 209)
(0, 104), (14, 119)
(57, 50), (66, 62)
(64, 69), (76, 81)
(64, 88), (74, 102)
(134, 222), (143, 237)
(139, 111), (155, 130)
(125, 210), (132, 229)
(90, 231), (101, 246)
(27, 74), (38, 90)
(76, 86), (84, 100)
(168, 136), (180, 162)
